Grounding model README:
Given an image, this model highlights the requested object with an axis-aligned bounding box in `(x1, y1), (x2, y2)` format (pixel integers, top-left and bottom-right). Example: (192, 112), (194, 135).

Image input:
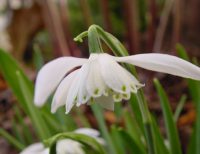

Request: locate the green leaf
(129, 94), (144, 131)
(0, 49), (50, 140)
(44, 132), (106, 154)
(123, 110), (145, 151)
(16, 71), (51, 139)
(110, 125), (126, 154)
(14, 107), (33, 144)
(0, 128), (25, 150)
(154, 79), (182, 154)
(151, 116), (170, 154)
(91, 104), (117, 154)
(187, 127), (196, 154)
(176, 44), (200, 154)
(12, 119), (25, 145)
(118, 128), (146, 154)
(174, 95), (187, 122)
(0, 49), (30, 112)
(176, 44), (200, 104)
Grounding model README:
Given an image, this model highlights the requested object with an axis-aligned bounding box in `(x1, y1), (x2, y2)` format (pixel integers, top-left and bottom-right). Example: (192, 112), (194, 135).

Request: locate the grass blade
(174, 95), (187, 122)
(16, 71), (51, 139)
(118, 128), (146, 154)
(154, 79), (182, 154)
(91, 104), (117, 154)
(0, 128), (25, 150)
(123, 110), (145, 151)
(151, 116), (170, 154)
(110, 125), (126, 154)
(176, 44), (200, 154)
(14, 107), (33, 144)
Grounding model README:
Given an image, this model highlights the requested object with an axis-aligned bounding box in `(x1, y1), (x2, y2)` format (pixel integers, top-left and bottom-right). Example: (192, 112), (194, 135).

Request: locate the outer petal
(34, 57), (87, 107)
(75, 128), (100, 137)
(75, 128), (105, 145)
(20, 143), (49, 154)
(116, 53), (200, 80)
(51, 70), (79, 113)
(56, 139), (84, 154)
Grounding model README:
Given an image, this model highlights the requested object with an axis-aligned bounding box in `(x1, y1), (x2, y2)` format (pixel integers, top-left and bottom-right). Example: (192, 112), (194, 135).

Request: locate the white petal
(65, 63), (92, 113)
(20, 143), (49, 154)
(75, 128), (100, 137)
(86, 60), (106, 97)
(95, 95), (115, 110)
(77, 63), (91, 106)
(116, 53), (200, 80)
(98, 54), (136, 94)
(56, 139), (84, 154)
(51, 70), (79, 113)
(34, 57), (87, 107)
(74, 128), (105, 145)
(65, 71), (81, 114)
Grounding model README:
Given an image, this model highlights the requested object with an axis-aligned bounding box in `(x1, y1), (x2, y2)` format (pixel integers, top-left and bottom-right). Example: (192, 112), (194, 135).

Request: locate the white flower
(56, 139), (84, 154)
(20, 128), (104, 154)
(20, 142), (49, 154)
(56, 128), (105, 154)
(34, 53), (200, 113)
(74, 128), (105, 145)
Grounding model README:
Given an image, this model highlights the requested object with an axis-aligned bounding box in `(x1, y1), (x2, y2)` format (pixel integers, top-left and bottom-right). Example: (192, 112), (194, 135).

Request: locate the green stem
(74, 31), (88, 42)
(88, 25), (103, 53)
(96, 25), (129, 56)
(87, 25), (117, 154)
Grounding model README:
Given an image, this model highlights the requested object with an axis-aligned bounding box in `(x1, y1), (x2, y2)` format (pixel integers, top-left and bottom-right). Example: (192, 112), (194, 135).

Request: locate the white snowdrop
(20, 128), (104, 154)
(34, 53), (200, 113)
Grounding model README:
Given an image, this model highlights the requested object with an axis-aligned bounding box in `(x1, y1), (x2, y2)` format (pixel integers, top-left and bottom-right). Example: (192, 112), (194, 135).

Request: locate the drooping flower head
(20, 143), (49, 154)
(34, 53), (200, 113)
(20, 128), (104, 154)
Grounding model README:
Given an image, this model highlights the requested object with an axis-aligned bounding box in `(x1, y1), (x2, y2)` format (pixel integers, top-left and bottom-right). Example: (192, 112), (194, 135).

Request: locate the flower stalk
(88, 26), (103, 53)
(87, 25), (117, 154)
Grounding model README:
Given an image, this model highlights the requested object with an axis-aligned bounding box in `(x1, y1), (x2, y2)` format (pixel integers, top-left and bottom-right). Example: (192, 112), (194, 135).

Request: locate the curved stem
(74, 31), (88, 42)
(88, 25), (103, 53)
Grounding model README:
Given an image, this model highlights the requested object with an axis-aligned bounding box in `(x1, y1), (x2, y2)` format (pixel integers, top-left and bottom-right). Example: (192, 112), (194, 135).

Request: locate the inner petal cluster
(60, 54), (144, 113)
